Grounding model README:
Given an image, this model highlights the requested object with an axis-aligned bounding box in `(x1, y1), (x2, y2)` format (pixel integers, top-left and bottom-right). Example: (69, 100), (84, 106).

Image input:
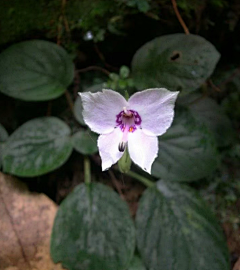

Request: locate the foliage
(0, 1), (239, 269)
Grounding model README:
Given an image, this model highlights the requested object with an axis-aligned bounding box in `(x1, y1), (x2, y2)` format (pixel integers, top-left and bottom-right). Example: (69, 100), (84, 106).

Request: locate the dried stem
(171, 0), (190, 35)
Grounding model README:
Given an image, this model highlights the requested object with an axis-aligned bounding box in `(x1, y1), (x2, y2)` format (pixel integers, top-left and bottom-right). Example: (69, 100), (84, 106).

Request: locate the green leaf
(51, 183), (135, 270)
(120, 65), (130, 79)
(128, 256), (146, 270)
(131, 34), (220, 94)
(72, 130), (98, 155)
(2, 117), (73, 177)
(74, 84), (103, 125)
(152, 110), (219, 182)
(180, 94), (234, 147)
(0, 123), (8, 168)
(136, 180), (230, 270)
(0, 40), (74, 101)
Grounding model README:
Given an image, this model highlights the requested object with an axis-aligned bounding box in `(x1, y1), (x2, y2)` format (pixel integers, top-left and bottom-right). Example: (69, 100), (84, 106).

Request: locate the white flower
(80, 88), (179, 174)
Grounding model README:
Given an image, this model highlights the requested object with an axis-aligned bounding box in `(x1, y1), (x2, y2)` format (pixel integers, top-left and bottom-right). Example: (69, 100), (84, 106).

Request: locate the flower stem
(125, 171), (155, 188)
(84, 156), (91, 185)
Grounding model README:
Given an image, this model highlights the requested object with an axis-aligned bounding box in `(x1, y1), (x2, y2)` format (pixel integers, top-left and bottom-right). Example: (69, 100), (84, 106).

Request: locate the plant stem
(171, 0), (190, 35)
(64, 90), (74, 115)
(84, 156), (91, 185)
(125, 171), (155, 188)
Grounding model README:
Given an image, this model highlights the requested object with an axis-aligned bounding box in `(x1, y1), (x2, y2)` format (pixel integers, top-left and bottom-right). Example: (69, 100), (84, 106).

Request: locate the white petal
(80, 89), (128, 134)
(98, 128), (124, 171)
(128, 88), (179, 136)
(128, 130), (158, 174)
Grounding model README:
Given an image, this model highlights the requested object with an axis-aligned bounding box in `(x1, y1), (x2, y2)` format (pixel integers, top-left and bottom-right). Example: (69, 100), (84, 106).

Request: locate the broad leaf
(136, 180), (230, 270)
(0, 172), (64, 270)
(74, 84), (103, 125)
(51, 183), (135, 270)
(72, 130), (98, 155)
(152, 110), (219, 181)
(180, 94), (234, 147)
(2, 117), (73, 177)
(131, 34), (220, 94)
(0, 40), (74, 101)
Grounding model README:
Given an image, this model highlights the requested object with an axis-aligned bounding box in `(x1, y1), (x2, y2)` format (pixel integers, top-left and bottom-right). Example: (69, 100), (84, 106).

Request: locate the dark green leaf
(131, 34), (220, 94)
(180, 94), (234, 147)
(152, 110), (219, 181)
(72, 130), (98, 155)
(136, 180), (230, 270)
(74, 84), (103, 125)
(0, 40), (74, 101)
(51, 183), (135, 270)
(2, 117), (73, 177)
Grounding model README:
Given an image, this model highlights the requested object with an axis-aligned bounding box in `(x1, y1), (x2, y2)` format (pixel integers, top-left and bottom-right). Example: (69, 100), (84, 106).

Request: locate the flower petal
(128, 130), (158, 174)
(98, 128), (124, 171)
(80, 89), (128, 134)
(128, 88), (179, 136)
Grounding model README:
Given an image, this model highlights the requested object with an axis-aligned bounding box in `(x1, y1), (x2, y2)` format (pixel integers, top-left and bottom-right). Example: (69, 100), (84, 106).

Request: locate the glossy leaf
(132, 34), (220, 94)
(2, 117), (73, 177)
(152, 110), (219, 181)
(136, 180), (230, 270)
(51, 183), (135, 270)
(72, 130), (98, 155)
(74, 84), (103, 125)
(0, 40), (74, 101)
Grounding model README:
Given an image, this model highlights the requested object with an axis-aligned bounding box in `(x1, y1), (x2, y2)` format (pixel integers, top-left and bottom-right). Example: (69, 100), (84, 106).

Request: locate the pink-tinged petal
(128, 88), (179, 136)
(98, 128), (124, 171)
(80, 89), (128, 134)
(128, 131), (158, 174)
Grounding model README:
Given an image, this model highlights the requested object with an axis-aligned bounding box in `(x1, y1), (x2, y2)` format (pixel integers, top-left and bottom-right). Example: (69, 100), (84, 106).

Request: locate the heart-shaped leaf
(51, 183), (135, 270)
(2, 117), (73, 177)
(72, 130), (98, 155)
(131, 34), (220, 94)
(152, 110), (219, 181)
(0, 40), (74, 101)
(136, 180), (230, 270)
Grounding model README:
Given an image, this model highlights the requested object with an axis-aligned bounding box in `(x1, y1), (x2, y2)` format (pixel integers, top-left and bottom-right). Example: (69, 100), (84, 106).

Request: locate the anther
(118, 141), (126, 152)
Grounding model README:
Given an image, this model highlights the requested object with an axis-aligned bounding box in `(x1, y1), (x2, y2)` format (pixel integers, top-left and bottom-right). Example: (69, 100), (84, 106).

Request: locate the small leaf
(72, 130), (98, 155)
(0, 172), (64, 270)
(136, 180), (230, 270)
(0, 40), (74, 101)
(120, 65), (130, 79)
(51, 183), (135, 270)
(152, 110), (219, 181)
(2, 117), (73, 177)
(74, 84), (103, 125)
(180, 94), (234, 147)
(131, 34), (220, 94)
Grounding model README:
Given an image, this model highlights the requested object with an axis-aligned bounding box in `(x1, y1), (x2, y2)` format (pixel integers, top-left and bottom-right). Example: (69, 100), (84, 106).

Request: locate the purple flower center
(116, 107), (142, 152)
